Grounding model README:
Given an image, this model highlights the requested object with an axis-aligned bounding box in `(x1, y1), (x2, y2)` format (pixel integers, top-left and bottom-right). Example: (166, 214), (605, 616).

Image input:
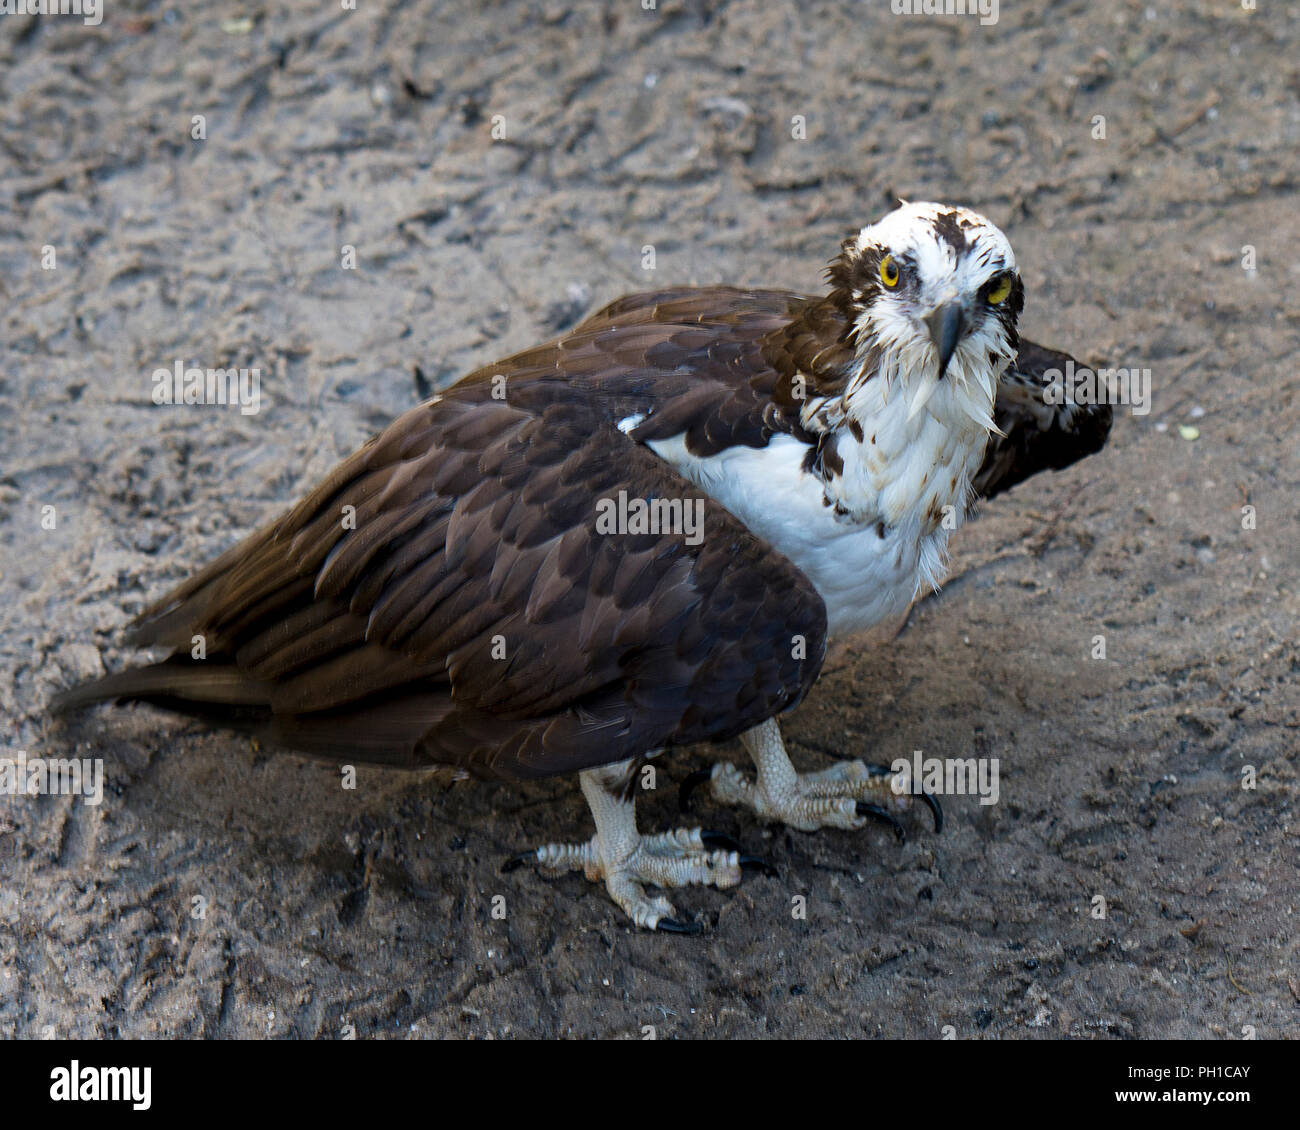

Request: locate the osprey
(54, 203), (1110, 932)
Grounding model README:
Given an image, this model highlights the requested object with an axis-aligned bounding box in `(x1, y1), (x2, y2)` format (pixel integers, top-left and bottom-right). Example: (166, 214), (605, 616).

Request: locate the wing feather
(57, 286), (1106, 783)
(60, 297), (830, 778)
(975, 339), (1113, 500)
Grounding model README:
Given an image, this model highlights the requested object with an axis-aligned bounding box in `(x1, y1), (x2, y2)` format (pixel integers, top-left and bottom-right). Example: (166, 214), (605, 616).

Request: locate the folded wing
(55, 362), (827, 780)
(975, 339), (1113, 500)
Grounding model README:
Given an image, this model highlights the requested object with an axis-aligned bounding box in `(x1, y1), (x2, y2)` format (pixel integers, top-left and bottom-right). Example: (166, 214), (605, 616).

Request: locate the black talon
(738, 854), (779, 879)
(863, 763), (942, 835)
(679, 767), (714, 812)
(700, 830), (776, 877)
(856, 802), (906, 842)
(500, 851), (537, 874)
(700, 830), (743, 854)
(920, 790), (944, 834)
(656, 916), (703, 935)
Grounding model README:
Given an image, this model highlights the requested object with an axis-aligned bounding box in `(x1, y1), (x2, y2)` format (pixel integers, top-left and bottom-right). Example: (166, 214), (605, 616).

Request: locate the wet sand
(1, 1), (1296, 1038)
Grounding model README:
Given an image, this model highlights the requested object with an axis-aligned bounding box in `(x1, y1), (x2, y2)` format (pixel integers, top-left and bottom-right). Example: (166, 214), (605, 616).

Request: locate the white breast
(646, 381), (993, 637)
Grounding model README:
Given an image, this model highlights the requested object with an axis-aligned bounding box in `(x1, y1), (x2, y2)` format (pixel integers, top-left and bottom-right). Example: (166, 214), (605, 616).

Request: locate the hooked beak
(923, 302), (966, 379)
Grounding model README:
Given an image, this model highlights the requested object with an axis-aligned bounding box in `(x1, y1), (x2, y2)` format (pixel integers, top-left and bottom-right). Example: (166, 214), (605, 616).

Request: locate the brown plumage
(975, 339), (1112, 499)
(53, 284), (1108, 784)
(53, 198), (1122, 933)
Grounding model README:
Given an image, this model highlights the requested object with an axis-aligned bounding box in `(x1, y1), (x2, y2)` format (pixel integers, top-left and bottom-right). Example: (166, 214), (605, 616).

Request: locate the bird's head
(828, 201), (1023, 427)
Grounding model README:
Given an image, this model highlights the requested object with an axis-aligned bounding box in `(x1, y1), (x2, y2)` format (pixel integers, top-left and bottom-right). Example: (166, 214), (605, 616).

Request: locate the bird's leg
(504, 759), (751, 932)
(684, 718), (942, 837)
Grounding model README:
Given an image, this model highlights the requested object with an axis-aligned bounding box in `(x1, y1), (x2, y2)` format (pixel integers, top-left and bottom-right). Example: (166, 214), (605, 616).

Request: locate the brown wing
(522, 284), (818, 457)
(54, 296), (828, 781)
(974, 339), (1113, 500)
(55, 283), (1106, 778)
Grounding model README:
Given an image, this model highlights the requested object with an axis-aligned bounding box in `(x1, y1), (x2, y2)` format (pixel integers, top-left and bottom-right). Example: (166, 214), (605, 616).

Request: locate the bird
(53, 201), (1111, 932)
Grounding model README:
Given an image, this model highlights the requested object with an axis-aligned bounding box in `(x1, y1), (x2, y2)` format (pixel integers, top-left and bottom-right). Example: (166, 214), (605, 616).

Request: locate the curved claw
(699, 830), (743, 854)
(678, 767), (714, 813)
(920, 790), (944, 834)
(655, 916), (703, 936)
(738, 854), (779, 879)
(700, 830), (776, 878)
(856, 802), (906, 842)
(500, 850), (537, 874)
(863, 763), (943, 834)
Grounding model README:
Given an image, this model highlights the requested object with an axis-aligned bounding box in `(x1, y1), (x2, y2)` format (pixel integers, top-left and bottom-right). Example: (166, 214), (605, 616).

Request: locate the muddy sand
(1, 1), (1297, 1038)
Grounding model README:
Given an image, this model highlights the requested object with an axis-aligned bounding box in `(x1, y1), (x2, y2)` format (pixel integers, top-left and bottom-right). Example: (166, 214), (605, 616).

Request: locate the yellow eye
(879, 254), (900, 288)
(987, 274), (1013, 305)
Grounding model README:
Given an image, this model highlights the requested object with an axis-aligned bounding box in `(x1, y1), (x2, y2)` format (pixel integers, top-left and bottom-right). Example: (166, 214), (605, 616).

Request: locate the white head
(832, 201), (1022, 429)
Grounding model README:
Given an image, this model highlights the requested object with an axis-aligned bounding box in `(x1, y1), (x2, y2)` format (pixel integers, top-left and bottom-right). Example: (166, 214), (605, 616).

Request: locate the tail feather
(51, 662), (459, 771)
(50, 663), (273, 715)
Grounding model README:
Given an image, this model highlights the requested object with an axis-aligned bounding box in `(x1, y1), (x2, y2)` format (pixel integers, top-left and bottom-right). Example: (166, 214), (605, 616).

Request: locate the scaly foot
(503, 763), (773, 932)
(679, 719), (943, 838)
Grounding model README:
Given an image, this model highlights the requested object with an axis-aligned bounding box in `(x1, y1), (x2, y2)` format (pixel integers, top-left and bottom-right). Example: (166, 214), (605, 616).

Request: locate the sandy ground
(1, 0), (1297, 1040)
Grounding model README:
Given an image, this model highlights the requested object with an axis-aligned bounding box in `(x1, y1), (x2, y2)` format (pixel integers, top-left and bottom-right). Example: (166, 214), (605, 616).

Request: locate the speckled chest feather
(647, 342), (1002, 637)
